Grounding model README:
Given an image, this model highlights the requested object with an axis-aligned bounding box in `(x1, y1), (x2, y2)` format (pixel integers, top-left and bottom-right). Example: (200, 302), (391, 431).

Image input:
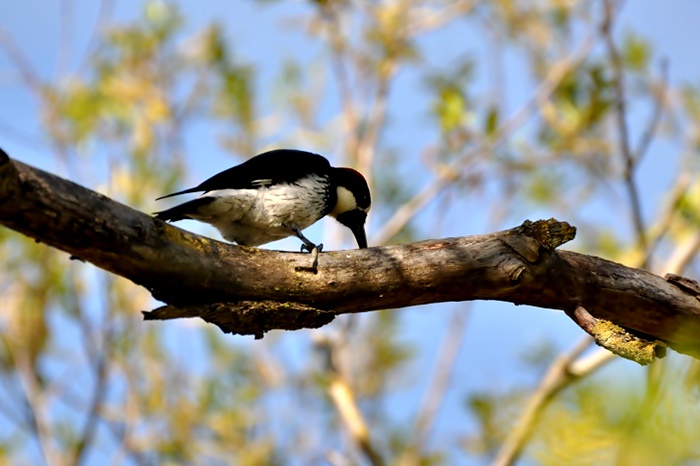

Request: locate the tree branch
(2, 150), (700, 360)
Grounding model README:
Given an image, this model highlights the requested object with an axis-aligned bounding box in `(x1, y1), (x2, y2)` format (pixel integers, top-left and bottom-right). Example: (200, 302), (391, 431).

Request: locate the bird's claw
(301, 242), (323, 253)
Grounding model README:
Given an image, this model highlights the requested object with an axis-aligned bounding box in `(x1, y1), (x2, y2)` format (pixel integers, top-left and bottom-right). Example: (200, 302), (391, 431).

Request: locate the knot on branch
(503, 218), (576, 262)
(566, 306), (666, 365)
(143, 301), (335, 339)
(521, 218), (577, 250)
(666, 274), (700, 300)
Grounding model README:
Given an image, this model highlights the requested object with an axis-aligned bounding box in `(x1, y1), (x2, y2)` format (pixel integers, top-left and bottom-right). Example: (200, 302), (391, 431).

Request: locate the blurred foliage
(1, 0), (700, 465)
(531, 361), (700, 466)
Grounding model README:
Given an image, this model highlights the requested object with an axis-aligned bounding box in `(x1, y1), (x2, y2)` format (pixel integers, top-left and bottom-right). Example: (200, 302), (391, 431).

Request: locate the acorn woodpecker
(154, 149), (371, 269)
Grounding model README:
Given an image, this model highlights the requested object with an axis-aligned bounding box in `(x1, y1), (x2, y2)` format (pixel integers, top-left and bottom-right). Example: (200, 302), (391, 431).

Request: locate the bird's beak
(336, 210), (368, 249)
(350, 222), (368, 249)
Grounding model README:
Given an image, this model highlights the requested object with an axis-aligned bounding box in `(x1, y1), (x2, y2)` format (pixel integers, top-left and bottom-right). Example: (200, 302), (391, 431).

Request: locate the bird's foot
(289, 225), (323, 273)
(300, 242), (323, 254)
(297, 242), (322, 273)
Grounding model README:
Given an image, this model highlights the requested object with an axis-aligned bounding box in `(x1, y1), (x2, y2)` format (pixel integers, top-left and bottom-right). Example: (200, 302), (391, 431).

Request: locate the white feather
(187, 175), (329, 246)
(329, 186), (358, 217)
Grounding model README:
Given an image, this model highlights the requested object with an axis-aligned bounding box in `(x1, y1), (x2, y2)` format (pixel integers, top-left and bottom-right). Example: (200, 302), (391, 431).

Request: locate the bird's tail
(153, 197), (215, 222)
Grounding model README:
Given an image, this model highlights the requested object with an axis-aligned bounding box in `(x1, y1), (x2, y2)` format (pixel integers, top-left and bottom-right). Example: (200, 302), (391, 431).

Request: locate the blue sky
(2, 1), (700, 463)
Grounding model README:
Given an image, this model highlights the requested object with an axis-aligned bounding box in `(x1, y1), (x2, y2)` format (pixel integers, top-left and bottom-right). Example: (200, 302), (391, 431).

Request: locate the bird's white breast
(188, 175), (329, 246)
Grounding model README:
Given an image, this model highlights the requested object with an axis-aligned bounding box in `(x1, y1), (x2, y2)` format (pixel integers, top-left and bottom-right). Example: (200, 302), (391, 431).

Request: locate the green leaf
(484, 106), (499, 137)
(623, 33), (651, 72)
(434, 88), (466, 132)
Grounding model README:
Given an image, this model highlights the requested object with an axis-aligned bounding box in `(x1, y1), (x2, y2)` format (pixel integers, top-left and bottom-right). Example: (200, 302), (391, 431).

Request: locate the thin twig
(315, 337), (384, 466)
(328, 377), (384, 466)
(569, 346), (616, 375)
(495, 28), (598, 149)
(320, 3), (359, 158)
(0, 334), (33, 430)
(662, 232), (700, 281)
(408, 308), (468, 461)
(356, 66), (390, 183)
(633, 59), (669, 164)
(0, 26), (43, 92)
(645, 172), (692, 265)
(603, 0), (648, 261)
(407, 1), (476, 34)
(320, 3), (362, 253)
(8, 344), (62, 466)
(372, 172), (455, 244)
(492, 338), (613, 466)
(57, 0), (74, 77)
(103, 419), (150, 466)
(372, 29), (598, 245)
(73, 352), (108, 466)
(0, 387), (27, 428)
(76, 0), (115, 75)
(0, 115), (48, 149)
(71, 290), (112, 466)
(103, 358), (150, 466)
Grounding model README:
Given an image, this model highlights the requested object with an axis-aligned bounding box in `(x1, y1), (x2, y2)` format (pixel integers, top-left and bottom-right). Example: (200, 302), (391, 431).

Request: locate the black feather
(156, 149), (331, 200)
(154, 197), (216, 222)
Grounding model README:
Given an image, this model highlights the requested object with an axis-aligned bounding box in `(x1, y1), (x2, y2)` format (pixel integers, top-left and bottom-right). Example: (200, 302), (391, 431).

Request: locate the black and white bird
(154, 149), (371, 268)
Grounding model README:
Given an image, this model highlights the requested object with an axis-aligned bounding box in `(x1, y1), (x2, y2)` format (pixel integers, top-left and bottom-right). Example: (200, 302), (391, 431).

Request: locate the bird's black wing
(156, 149), (331, 200)
(153, 197), (215, 222)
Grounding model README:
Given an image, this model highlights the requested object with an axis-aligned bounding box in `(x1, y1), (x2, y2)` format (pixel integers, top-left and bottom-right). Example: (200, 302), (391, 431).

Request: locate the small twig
(73, 352), (108, 466)
(57, 0), (74, 77)
(372, 172), (455, 245)
(0, 26), (43, 92)
(326, 451), (353, 466)
(492, 338), (612, 466)
(0, 337), (32, 430)
(355, 48), (394, 189)
(603, 0), (648, 261)
(328, 378), (384, 466)
(497, 28), (598, 148)
(101, 369), (151, 466)
(569, 346), (616, 375)
(71, 293), (112, 466)
(645, 172), (692, 264)
(372, 29), (598, 245)
(76, 0), (115, 75)
(633, 59), (669, 164)
(407, 308), (468, 462)
(0, 115), (48, 149)
(662, 232), (700, 283)
(0, 388), (27, 429)
(406, 1), (476, 34)
(320, 3), (359, 157)
(316, 337), (384, 466)
(7, 344), (61, 466)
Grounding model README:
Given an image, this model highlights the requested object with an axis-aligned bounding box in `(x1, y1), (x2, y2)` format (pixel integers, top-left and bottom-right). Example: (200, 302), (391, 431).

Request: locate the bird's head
(329, 167), (371, 248)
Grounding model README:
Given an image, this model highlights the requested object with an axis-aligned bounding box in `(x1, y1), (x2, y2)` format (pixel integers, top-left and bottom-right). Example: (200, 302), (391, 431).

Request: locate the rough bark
(1, 150), (700, 361)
